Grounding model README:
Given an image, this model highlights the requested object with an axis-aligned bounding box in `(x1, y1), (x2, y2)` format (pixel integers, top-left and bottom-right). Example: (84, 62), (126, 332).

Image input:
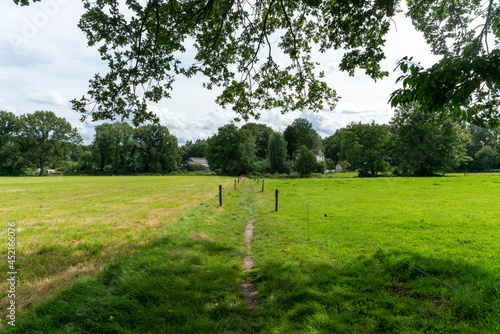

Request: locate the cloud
(28, 90), (67, 106)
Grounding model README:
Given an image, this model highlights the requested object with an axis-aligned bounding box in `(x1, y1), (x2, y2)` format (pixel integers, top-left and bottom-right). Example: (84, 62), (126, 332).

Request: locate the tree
(18, 111), (82, 175)
(71, 144), (95, 172)
(389, 1), (500, 127)
(134, 124), (180, 173)
(14, 1), (499, 126)
(340, 121), (390, 177)
(323, 128), (344, 163)
(283, 118), (321, 160)
(0, 111), (24, 174)
(206, 123), (256, 175)
(181, 140), (208, 160)
(92, 122), (137, 173)
(240, 123), (275, 160)
(295, 145), (317, 176)
(466, 125), (500, 155)
(390, 104), (469, 176)
(267, 132), (289, 174)
(474, 146), (500, 171)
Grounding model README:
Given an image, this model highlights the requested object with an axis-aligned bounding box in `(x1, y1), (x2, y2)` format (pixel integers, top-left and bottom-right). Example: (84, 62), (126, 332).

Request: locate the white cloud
(28, 90), (67, 106)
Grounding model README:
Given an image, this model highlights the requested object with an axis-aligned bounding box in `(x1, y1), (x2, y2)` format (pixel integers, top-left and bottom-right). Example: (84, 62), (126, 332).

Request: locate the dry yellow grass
(0, 175), (232, 313)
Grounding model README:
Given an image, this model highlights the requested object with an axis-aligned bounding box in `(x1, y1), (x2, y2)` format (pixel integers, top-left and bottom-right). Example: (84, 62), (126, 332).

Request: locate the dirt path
(240, 219), (258, 308)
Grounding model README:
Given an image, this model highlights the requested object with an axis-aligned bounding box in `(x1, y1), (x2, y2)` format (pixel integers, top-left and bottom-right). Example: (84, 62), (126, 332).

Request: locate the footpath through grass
(0, 175), (232, 314)
(2, 175), (499, 333)
(2, 178), (257, 333)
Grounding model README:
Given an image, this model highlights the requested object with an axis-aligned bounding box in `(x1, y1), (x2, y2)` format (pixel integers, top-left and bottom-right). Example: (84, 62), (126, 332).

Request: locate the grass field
(1, 174), (499, 332)
(0, 175), (233, 314)
(251, 175), (500, 332)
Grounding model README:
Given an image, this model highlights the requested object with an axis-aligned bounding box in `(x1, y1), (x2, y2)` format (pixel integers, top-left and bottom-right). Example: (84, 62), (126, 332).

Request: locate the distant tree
(92, 122), (136, 173)
(19, 111), (82, 175)
(390, 104), (469, 176)
(70, 145), (95, 172)
(341, 121), (390, 177)
(463, 125), (500, 171)
(134, 124), (180, 173)
(325, 158), (336, 171)
(340, 160), (351, 171)
(474, 146), (500, 171)
(267, 132), (289, 174)
(323, 128), (344, 162)
(466, 125), (500, 155)
(206, 124), (256, 175)
(0, 111), (24, 174)
(240, 123), (275, 160)
(182, 140), (208, 160)
(237, 138), (258, 174)
(283, 118), (321, 160)
(295, 145), (317, 176)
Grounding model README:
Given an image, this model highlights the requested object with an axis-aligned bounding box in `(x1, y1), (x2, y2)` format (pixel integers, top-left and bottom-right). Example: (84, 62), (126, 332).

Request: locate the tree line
(203, 104), (500, 177)
(0, 111), (179, 175)
(2, 105), (500, 176)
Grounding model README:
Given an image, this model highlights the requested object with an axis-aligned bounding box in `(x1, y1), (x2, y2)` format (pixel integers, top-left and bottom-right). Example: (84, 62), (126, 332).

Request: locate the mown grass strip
(1, 179), (258, 333)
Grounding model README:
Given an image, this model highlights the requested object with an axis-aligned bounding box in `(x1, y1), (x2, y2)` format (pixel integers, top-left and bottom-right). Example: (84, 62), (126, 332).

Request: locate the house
(35, 169), (57, 174)
(312, 149), (325, 163)
(183, 157), (210, 170)
(335, 162), (343, 173)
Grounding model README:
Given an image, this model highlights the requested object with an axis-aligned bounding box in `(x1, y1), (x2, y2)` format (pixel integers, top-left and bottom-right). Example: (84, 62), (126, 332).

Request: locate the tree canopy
(283, 118), (321, 160)
(390, 104), (470, 176)
(206, 123), (256, 175)
(389, 1), (500, 127)
(267, 132), (289, 174)
(340, 121), (390, 177)
(15, 0), (496, 126)
(19, 111), (82, 175)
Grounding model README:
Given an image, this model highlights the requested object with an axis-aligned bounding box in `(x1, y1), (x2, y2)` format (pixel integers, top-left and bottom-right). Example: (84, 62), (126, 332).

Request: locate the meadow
(0, 175), (233, 314)
(251, 175), (500, 332)
(1, 174), (499, 333)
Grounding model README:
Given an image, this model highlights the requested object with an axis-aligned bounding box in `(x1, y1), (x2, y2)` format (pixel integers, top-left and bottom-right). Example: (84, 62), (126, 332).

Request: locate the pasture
(1, 174), (499, 332)
(0, 175), (233, 314)
(251, 175), (500, 332)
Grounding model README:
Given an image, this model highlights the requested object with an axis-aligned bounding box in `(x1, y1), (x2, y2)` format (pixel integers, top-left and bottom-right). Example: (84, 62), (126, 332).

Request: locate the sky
(0, 0), (441, 145)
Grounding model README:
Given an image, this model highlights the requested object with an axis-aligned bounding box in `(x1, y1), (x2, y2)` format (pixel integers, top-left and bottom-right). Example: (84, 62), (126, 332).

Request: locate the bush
(182, 163), (208, 172)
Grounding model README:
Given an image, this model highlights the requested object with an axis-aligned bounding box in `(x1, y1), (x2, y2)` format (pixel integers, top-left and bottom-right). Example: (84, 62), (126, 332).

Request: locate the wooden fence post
(275, 189), (279, 211)
(262, 180), (264, 192)
(219, 185), (222, 207)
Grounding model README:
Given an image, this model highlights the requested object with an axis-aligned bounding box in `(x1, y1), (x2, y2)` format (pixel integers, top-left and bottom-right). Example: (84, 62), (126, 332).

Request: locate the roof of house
(184, 157), (209, 168)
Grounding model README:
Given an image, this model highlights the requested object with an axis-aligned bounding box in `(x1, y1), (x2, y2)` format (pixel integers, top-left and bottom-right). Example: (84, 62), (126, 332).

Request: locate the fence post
(262, 180), (265, 192)
(275, 189), (279, 211)
(307, 201), (310, 240)
(219, 185), (223, 207)
(234, 179), (236, 189)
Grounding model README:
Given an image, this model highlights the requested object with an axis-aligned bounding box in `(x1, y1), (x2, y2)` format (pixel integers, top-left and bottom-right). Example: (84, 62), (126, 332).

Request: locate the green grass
(0, 175), (233, 313)
(250, 175), (500, 332)
(1, 178), (255, 333)
(1, 175), (499, 333)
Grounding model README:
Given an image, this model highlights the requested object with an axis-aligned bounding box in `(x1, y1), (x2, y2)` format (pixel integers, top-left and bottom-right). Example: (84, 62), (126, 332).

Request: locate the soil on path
(240, 219), (258, 308)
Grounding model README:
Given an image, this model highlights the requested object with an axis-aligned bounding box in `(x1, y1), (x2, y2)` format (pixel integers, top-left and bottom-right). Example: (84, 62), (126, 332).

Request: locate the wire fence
(250, 178), (500, 316)
(3, 178), (498, 321)
(292, 197), (500, 316)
